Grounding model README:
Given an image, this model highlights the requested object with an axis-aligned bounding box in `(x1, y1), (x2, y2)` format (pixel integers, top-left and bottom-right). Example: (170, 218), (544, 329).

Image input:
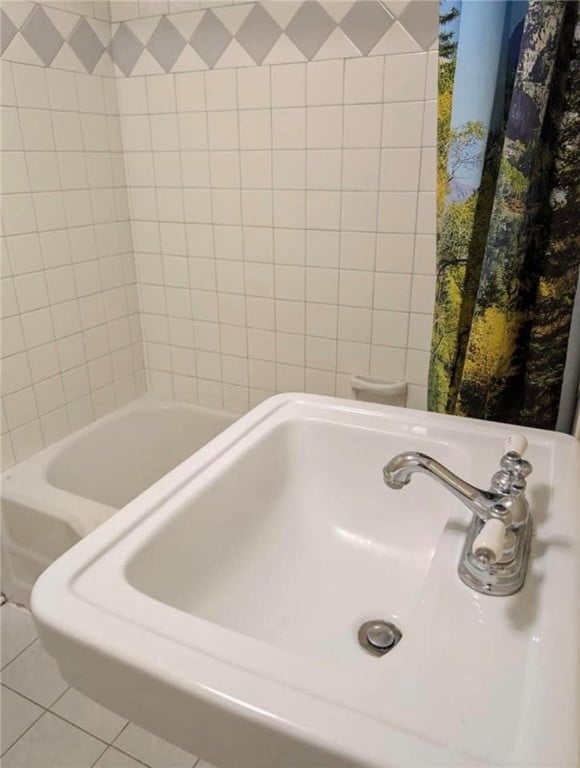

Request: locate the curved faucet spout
(383, 451), (504, 520)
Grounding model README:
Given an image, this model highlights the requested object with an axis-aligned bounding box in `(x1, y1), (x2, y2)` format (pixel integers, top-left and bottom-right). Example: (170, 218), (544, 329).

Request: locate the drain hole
(358, 620), (402, 657)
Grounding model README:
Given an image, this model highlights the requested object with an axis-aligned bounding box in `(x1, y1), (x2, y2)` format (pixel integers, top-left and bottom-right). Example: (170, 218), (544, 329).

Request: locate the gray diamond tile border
(340, 1), (395, 56)
(0, 0), (436, 76)
(69, 17), (105, 73)
(21, 5), (64, 66)
(190, 10), (231, 68)
(285, 1), (335, 61)
(147, 16), (186, 73)
(236, 4), (281, 65)
(110, 22), (144, 76)
(1, 8), (18, 56)
(398, 0), (439, 50)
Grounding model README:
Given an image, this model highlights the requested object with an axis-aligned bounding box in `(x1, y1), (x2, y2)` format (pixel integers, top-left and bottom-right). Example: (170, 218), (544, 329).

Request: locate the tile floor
(1, 602), (216, 768)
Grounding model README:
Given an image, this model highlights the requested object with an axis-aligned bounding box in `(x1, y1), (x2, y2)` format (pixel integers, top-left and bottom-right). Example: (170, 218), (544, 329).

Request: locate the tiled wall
(115, 1), (438, 413)
(1, 0), (437, 467)
(1, 3), (145, 469)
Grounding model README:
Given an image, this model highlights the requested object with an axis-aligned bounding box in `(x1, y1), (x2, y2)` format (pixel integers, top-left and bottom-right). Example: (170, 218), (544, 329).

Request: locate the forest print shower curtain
(429, 0), (579, 429)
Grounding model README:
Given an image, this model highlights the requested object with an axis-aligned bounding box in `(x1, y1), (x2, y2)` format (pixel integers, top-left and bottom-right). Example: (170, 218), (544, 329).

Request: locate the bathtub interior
(1, 399), (236, 606)
(47, 405), (235, 509)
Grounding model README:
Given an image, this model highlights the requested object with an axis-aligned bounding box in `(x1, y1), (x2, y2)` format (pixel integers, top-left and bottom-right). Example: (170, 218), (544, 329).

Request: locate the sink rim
(31, 393), (580, 768)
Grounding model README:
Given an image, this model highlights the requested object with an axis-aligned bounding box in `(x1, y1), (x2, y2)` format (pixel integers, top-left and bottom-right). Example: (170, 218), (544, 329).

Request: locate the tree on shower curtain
(429, 0), (580, 430)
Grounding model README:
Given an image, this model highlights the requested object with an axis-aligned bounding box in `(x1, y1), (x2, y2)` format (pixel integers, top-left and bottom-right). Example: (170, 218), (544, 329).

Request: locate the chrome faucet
(383, 435), (533, 596)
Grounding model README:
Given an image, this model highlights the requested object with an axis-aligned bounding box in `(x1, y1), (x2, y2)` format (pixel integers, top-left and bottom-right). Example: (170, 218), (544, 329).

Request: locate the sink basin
(31, 394), (580, 767)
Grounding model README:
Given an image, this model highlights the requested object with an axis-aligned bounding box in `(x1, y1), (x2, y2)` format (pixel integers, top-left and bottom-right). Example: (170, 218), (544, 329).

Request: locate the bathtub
(1, 397), (235, 606)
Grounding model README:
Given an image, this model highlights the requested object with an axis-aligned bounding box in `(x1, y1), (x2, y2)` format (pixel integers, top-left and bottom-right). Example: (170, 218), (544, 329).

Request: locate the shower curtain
(429, 0), (579, 430)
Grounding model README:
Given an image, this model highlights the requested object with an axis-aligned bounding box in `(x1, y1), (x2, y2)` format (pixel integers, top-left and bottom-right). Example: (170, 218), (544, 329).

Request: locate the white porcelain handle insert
(505, 433), (528, 456)
(472, 518), (506, 564)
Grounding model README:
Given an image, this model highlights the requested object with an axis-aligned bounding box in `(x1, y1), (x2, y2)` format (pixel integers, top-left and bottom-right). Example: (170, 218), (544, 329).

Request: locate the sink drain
(358, 620), (402, 657)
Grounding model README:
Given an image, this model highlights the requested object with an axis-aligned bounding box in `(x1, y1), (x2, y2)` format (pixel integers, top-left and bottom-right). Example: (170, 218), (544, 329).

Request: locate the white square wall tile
(307, 191), (341, 230)
(205, 68), (237, 111)
(338, 306), (372, 343)
(306, 106), (343, 149)
(306, 149), (341, 190)
(378, 192), (417, 234)
(376, 233), (414, 273)
(341, 191), (378, 233)
(240, 109), (271, 150)
(306, 59), (343, 106)
(306, 335), (336, 370)
(372, 309), (409, 348)
(339, 269), (374, 308)
(337, 340), (370, 374)
(343, 104), (382, 148)
(382, 101), (424, 147)
(12, 64), (49, 109)
(345, 56), (384, 104)
(380, 148), (421, 191)
(374, 272), (412, 312)
(237, 67), (270, 109)
(340, 231), (375, 271)
(175, 72), (205, 113)
(241, 151), (272, 189)
(306, 302), (337, 338)
(342, 149), (380, 191)
(272, 108), (305, 150)
(383, 52), (427, 102)
(370, 344), (406, 380)
(271, 63), (306, 108)
(273, 150), (305, 190)
(306, 267), (338, 305)
(306, 229), (339, 268)
(274, 228), (305, 265)
(274, 265), (305, 301)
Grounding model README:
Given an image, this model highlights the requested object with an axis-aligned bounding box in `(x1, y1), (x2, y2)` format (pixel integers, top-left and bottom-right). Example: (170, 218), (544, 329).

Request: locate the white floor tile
(1, 685), (43, 755)
(51, 688), (128, 743)
(1, 711), (106, 768)
(113, 723), (197, 768)
(93, 746), (150, 768)
(2, 640), (69, 707)
(1, 605), (37, 668)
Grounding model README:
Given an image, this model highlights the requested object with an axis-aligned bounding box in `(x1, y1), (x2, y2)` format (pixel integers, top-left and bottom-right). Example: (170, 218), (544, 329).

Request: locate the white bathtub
(1, 397), (235, 606)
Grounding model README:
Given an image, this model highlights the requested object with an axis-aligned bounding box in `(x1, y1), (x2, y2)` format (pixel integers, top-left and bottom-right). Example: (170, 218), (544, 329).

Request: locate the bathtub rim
(1, 396), (237, 538)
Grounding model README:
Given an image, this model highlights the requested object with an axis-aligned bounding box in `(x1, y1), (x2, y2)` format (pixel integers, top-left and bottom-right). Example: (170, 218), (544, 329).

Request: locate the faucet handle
(500, 433), (533, 482)
(472, 518), (506, 565)
(505, 434), (528, 456)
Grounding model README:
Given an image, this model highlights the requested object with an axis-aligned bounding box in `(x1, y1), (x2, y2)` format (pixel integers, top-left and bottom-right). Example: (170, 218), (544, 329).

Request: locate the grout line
(200, 71), (224, 410)
(0, 686), (47, 758)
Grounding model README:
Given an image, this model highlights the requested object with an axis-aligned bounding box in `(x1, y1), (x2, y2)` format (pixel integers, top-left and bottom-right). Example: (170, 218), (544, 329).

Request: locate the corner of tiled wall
(1, 0), (438, 467)
(1, 0), (146, 469)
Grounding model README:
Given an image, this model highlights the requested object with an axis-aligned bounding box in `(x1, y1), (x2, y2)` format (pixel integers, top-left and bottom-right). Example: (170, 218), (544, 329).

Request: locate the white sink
(31, 394), (580, 768)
